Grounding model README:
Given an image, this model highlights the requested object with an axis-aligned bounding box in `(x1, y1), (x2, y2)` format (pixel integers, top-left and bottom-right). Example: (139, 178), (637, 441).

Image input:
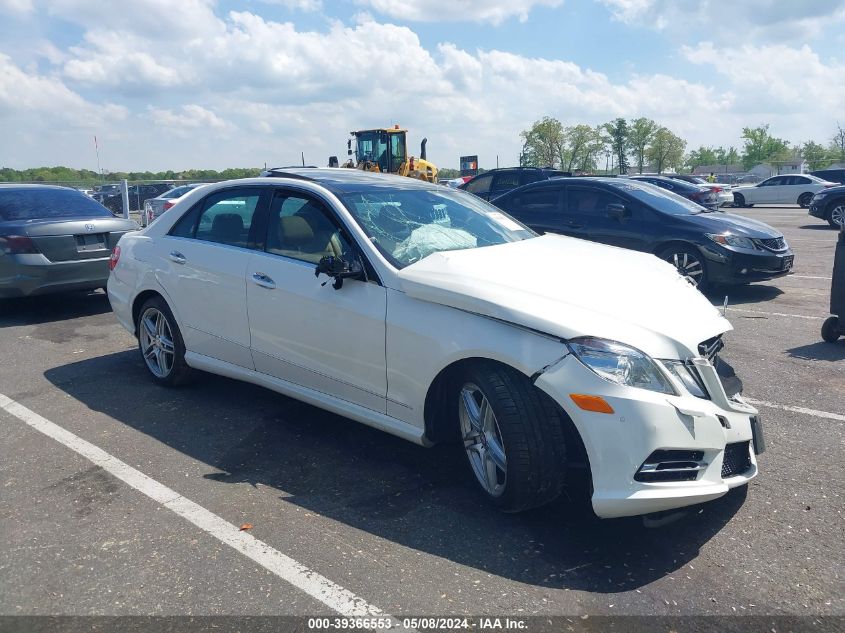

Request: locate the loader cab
(352, 128), (407, 174)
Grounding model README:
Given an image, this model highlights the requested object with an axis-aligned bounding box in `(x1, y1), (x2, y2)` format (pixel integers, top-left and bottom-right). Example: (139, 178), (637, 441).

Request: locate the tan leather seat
(270, 209), (342, 263)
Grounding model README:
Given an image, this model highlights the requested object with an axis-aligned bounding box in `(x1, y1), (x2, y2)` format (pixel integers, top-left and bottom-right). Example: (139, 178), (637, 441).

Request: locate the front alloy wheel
(459, 383), (507, 498)
(663, 248), (707, 290)
(829, 203), (845, 229)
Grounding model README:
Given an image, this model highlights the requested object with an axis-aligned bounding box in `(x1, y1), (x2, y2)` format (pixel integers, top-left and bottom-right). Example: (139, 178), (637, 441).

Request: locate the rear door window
(464, 174), (492, 195)
(170, 188), (266, 249)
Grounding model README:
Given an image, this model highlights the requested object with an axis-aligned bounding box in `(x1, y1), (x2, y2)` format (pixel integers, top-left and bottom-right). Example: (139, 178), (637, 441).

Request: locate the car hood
(678, 211), (781, 238)
(397, 235), (731, 360)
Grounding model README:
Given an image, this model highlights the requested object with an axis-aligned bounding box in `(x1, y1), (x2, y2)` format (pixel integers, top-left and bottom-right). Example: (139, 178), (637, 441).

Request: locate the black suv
(492, 177), (793, 291)
(810, 168), (845, 185)
(808, 184), (845, 228)
(102, 184), (173, 215)
(459, 167), (569, 201)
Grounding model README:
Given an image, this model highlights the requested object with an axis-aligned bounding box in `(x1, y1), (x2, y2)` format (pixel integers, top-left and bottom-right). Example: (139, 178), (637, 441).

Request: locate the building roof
(692, 164), (744, 175)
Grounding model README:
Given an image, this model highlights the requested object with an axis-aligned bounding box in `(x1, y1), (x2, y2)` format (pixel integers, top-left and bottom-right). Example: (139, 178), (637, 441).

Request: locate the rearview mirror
(314, 255), (365, 290)
(606, 203), (630, 221)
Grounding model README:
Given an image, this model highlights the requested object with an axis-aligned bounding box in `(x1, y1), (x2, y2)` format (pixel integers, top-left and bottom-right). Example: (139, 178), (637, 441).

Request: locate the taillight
(109, 246), (121, 271)
(0, 235), (38, 254)
(163, 200), (176, 211)
(711, 187), (722, 193)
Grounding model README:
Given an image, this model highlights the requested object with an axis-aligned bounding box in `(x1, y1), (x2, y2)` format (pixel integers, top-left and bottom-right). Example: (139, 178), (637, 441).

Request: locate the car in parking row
(625, 175), (720, 210)
(732, 174), (836, 208)
(808, 184), (845, 228)
(142, 183), (209, 227)
(0, 185), (137, 297)
(458, 167), (570, 201)
(108, 168), (763, 520)
(491, 176), (792, 291)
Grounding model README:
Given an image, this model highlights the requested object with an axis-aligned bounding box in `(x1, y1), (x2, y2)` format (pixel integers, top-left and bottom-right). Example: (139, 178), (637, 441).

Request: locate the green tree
(604, 118), (629, 174)
(562, 124), (598, 172)
(686, 146), (719, 171)
(740, 124), (791, 170)
(831, 122), (845, 163)
(646, 127), (686, 174)
(628, 117), (658, 174)
(519, 116), (565, 168)
(800, 141), (828, 170)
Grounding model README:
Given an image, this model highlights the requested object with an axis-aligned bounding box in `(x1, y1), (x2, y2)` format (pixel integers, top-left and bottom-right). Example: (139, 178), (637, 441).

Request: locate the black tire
(136, 295), (193, 386)
(456, 361), (568, 513)
(658, 245), (709, 292)
(828, 202), (845, 229)
(821, 316), (841, 343)
(733, 193), (746, 207)
(798, 192), (813, 208)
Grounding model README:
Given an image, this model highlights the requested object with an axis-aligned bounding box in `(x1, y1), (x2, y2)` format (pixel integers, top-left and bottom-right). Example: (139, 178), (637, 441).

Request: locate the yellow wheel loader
(329, 126), (438, 183)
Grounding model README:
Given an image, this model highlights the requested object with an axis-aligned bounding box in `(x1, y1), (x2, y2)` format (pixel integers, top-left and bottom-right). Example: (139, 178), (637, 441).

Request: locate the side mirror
(314, 255), (365, 290)
(606, 203), (630, 221)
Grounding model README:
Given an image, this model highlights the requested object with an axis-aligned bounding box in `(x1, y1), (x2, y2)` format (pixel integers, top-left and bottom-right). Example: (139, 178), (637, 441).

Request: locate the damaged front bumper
(534, 351), (762, 519)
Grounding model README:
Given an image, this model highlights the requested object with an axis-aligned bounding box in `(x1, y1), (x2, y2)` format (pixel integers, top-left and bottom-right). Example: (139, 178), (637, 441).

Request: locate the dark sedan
(0, 185), (137, 298)
(808, 184), (845, 228)
(458, 167), (569, 201)
(626, 175), (720, 210)
(491, 177), (793, 291)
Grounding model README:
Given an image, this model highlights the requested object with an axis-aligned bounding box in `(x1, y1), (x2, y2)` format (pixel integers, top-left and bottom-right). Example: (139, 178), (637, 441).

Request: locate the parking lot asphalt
(0, 206), (842, 619)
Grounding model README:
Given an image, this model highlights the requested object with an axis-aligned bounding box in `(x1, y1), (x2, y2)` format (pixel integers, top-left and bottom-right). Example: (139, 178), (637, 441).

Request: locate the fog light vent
(635, 449), (708, 483)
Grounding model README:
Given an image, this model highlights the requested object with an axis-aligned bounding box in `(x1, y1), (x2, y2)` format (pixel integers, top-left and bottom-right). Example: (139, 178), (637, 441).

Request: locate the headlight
(706, 233), (757, 250)
(812, 191), (828, 199)
(567, 337), (676, 394)
(662, 361), (709, 399)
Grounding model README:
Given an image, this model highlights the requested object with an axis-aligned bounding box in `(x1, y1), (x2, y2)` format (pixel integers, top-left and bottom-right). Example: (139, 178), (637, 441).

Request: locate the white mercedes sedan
(107, 169), (763, 519)
(732, 173), (836, 208)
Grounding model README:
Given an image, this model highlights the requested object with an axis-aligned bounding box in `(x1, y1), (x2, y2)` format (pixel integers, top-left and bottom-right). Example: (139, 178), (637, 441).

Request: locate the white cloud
(356, 0), (564, 24)
(599, 0), (845, 42)
(683, 42), (845, 122)
(0, 0), (32, 13)
(148, 104), (229, 131)
(259, 0), (322, 10)
(0, 53), (126, 125)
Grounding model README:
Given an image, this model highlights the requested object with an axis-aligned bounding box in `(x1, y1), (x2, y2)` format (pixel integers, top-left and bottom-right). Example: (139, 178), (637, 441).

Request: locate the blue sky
(1, 0), (844, 171)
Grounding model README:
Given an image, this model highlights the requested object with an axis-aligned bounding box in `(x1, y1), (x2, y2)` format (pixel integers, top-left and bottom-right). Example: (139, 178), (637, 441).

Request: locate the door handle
(169, 251), (186, 264)
(252, 272), (276, 289)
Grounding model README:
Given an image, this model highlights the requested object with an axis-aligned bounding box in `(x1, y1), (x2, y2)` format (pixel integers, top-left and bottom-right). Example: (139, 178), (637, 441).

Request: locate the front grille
(756, 237), (788, 252)
(721, 441), (752, 478)
(698, 335), (724, 362)
(635, 449), (707, 483)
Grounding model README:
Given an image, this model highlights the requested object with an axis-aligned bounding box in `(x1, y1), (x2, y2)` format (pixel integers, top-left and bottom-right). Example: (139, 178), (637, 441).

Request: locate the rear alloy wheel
(456, 362), (568, 513)
(660, 246), (708, 291)
(137, 296), (193, 386)
(798, 192), (813, 208)
(828, 203), (845, 229)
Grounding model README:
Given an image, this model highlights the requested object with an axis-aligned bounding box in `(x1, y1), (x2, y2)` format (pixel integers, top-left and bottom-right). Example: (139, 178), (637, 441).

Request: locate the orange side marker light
(570, 394), (615, 414)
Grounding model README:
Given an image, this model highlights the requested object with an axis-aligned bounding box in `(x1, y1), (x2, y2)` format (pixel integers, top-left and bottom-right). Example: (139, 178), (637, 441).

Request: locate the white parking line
(723, 307), (823, 320)
(0, 393), (393, 619)
(789, 275), (832, 280)
(744, 397), (845, 422)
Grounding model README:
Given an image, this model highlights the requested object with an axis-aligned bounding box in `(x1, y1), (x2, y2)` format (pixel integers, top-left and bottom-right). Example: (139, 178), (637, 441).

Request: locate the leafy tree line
(0, 166), (262, 185)
(519, 117), (845, 174)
